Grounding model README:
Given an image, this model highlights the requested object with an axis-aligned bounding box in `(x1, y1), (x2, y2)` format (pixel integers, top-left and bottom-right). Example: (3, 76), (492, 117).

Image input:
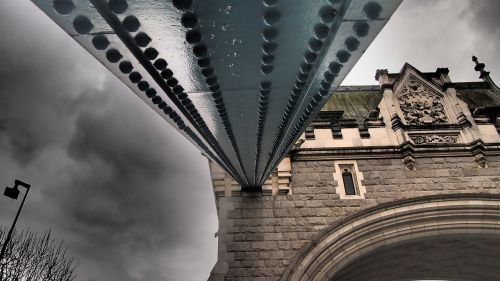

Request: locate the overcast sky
(0, 1), (499, 281)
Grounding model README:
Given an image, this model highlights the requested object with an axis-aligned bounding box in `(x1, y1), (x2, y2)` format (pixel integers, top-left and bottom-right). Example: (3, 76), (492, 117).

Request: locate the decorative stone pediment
(396, 75), (448, 125)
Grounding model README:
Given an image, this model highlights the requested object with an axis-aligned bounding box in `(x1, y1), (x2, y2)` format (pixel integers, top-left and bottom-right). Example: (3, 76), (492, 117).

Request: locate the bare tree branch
(0, 227), (77, 281)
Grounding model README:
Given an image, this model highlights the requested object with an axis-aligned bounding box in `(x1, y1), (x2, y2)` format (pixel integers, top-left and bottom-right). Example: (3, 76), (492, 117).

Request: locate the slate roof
(319, 81), (500, 126)
(321, 85), (382, 125)
(455, 82), (500, 108)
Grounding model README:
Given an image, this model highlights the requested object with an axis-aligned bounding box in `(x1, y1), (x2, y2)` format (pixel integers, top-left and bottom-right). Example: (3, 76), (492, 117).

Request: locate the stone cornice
(293, 140), (500, 161)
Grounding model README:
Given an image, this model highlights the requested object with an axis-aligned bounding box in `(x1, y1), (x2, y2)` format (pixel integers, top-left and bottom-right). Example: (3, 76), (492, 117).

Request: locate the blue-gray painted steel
(32, 0), (401, 187)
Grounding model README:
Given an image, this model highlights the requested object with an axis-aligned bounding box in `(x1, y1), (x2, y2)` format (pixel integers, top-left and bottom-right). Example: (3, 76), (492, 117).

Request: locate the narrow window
(334, 161), (366, 199)
(342, 168), (357, 195)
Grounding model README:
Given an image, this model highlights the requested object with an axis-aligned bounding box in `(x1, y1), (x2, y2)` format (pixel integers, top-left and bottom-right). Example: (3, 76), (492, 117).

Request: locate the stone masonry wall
(210, 155), (500, 281)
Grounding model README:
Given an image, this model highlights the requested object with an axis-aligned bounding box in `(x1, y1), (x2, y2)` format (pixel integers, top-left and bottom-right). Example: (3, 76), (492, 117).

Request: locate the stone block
(211, 153), (500, 281)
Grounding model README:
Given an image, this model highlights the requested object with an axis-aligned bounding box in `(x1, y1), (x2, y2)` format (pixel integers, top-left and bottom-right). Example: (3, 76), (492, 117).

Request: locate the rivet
(313, 23), (329, 40)
(129, 72), (142, 83)
(260, 93), (270, 99)
(363, 1), (382, 20)
(53, 0), (75, 15)
(263, 0), (279, 7)
(319, 5), (337, 23)
(304, 51), (317, 64)
(106, 49), (122, 63)
(293, 85), (303, 93)
(206, 77), (218, 86)
(161, 69), (173, 79)
(324, 71), (335, 83)
(261, 65), (274, 75)
(135, 32), (152, 47)
(186, 29), (202, 44)
(146, 88), (157, 98)
(308, 38), (323, 53)
(138, 81), (149, 91)
(193, 44), (208, 57)
(167, 78), (178, 87)
(260, 81), (272, 90)
(73, 15), (93, 34)
(163, 106), (172, 114)
(295, 81), (306, 88)
(297, 73), (309, 83)
(336, 49), (350, 63)
(181, 12), (198, 28)
(353, 21), (369, 37)
(292, 87), (301, 95)
(172, 0), (192, 10)
(263, 9), (281, 26)
(345, 36), (360, 51)
(144, 47), (159, 60)
(313, 95), (323, 102)
(152, 96), (162, 104)
(300, 62), (313, 74)
(122, 15), (140, 32)
(209, 84), (220, 92)
(262, 28), (279, 42)
(119, 61), (133, 74)
(92, 35), (109, 50)
(172, 85), (184, 94)
(108, 0), (128, 14)
(157, 102), (167, 109)
(197, 58), (210, 68)
(320, 80), (331, 90)
(212, 91), (222, 99)
(153, 59), (168, 70)
(328, 61), (343, 74)
(261, 55), (275, 65)
(201, 67), (214, 78)
(214, 98), (223, 105)
(262, 42), (277, 55)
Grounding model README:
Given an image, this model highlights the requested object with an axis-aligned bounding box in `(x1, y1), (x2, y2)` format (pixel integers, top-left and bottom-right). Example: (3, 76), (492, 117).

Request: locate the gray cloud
(0, 1), (217, 281)
(465, 0), (500, 36)
(1, 1), (499, 281)
(344, 0), (500, 85)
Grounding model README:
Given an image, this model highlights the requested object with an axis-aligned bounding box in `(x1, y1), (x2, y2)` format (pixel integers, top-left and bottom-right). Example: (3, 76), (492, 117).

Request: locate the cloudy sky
(0, 1), (499, 280)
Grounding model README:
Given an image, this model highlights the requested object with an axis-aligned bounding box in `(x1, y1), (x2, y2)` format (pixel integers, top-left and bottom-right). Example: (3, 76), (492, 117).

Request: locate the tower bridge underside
(32, 0), (401, 187)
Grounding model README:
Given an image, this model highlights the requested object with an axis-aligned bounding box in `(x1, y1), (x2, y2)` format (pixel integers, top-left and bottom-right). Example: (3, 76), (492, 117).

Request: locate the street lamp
(0, 179), (31, 262)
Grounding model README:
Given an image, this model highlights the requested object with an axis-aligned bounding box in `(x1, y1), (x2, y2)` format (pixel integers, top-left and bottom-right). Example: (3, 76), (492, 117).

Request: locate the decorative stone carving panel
(410, 134), (458, 144)
(397, 76), (448, 125)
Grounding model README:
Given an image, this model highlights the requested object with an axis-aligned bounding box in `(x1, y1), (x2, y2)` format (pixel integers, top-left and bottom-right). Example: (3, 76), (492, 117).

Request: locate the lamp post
(0, 179), (31, 262)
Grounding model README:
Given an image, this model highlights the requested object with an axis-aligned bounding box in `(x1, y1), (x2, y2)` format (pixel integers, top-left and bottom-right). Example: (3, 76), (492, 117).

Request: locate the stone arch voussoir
(281, 193), (500, 281)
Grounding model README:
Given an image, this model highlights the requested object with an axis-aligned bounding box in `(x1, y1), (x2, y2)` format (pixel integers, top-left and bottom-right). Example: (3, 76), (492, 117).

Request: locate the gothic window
(333, 161), (366, 199)
(341, 167), (357, 195)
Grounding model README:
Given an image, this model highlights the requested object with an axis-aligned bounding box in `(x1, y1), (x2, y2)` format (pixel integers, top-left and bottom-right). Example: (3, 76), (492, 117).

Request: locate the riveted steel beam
(32, 0), (401, 187)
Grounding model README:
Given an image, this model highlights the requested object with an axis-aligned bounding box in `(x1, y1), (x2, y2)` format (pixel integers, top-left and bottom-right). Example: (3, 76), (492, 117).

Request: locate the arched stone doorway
(281, 194), (500, 281)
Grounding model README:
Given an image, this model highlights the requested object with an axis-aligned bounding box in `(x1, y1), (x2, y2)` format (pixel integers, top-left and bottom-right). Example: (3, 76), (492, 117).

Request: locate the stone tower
(208, 59), (500, 281)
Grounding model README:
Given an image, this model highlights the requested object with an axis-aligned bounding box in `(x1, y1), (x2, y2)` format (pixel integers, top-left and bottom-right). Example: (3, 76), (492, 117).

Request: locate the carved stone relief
(403, 154), (416, 170)
(397, 76), (448, 125)
(474, 153), (488, 168)
(410, 135), (458, 144)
